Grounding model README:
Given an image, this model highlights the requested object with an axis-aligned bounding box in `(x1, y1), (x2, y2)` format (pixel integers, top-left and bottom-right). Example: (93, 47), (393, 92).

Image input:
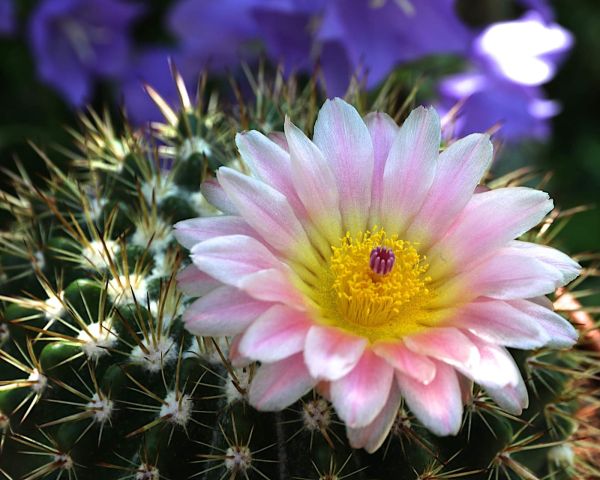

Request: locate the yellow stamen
(313, 228), (436, 342)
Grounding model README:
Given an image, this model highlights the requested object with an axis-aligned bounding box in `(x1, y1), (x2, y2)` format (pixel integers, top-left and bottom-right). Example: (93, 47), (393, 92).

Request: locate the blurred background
(0, 0), (598, 254)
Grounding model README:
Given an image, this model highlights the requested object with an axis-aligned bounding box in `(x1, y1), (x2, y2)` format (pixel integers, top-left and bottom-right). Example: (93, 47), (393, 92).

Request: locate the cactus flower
(175, 98), (579, 452)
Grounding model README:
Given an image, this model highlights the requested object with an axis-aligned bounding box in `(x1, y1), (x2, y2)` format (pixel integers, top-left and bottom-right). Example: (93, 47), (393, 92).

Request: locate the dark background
(545, 1), (600, 253)
(0, 0), (598, 254)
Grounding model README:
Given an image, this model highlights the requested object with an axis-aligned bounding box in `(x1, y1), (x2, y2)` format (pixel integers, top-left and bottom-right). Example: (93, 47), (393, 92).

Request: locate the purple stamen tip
(370, 246), (395, 276)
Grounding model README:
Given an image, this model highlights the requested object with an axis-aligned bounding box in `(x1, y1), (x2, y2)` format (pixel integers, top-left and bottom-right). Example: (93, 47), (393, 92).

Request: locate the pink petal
(268, 131), (288, 151)
(235, 131), (305, 215)
(347, 384), (401, 453)
(364, 111), (399, 223)
(449, 253), (564, 302)
(427, 188), (554, 279)
(396, 360), (463, 436)
(403, 327), (480, 371)
(304, 326), (368, 381)
(174, 216), (258, 249)
(313, 98), (374, 235)
(380, 106), (440, 234)
(190, 235), (282, 287)
(238, 305), (312, 363)
(284, 117), (342, 244)
(217, 167), (318, 265)
(451, 299), (550, 349)
(248, 353), (317, 410)
(531, 296), (555, 309)
(407, 133), (492, 247)
(176, 265), (220, 296)
(238, 268), (306, 310)
(229, 335), (252, 367)
(505, 241), (580, 284)
(508, 299), (578, 348)
(183, 285), (271, 336)
(201, 178), (238, 215)
(484, 374), (529, 415)
(330, 349), (394, 428)
(373, 340), (436, 385)
(459, 334), (522, 389)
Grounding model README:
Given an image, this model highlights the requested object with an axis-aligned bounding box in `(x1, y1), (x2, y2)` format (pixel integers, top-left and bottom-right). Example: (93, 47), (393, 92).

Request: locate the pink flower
(175, 99), (579, 452)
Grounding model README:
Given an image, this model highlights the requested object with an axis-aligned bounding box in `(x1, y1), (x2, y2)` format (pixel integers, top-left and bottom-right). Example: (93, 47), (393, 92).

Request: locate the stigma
(370, 246), (395, 276)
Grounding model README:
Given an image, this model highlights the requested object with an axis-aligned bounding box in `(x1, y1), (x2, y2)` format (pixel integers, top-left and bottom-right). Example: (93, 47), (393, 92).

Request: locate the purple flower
(317, 0), (473, 93)
(439, 72), (558, 141)
(119, 48), (195, 124)
(0, 0), (15, 36)
(517, 0), (555, 22)
(472, 11), (573, 87)
(317, 40), (353, 97)
(250, 0), (325, 72)
(168, 0), (260, 72)
(166, 0), (473, 96)
(168, 0), (325, 75)
(438, 11), (572, 142)
(29, 0), (142, 106)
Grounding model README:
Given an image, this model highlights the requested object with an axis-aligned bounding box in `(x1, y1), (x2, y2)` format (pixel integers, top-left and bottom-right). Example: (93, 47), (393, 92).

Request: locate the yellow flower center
(312, 229), (437, 342)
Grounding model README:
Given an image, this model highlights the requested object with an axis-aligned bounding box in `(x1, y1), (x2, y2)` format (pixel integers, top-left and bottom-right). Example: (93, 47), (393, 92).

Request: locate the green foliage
(0, 70), (597, 480)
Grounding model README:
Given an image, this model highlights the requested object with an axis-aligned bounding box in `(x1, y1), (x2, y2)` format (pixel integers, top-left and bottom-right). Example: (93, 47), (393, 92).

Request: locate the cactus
(0, 68), (598, 480)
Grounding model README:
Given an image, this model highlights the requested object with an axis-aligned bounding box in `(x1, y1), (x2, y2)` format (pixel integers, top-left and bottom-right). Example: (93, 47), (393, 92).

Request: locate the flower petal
(235, 130), (305, 215)
(505, 240), (581, 284)
(373, 340), (436, 385)
(176, 265), (220, 296)
(407, 133), (492, 247)
(190, 235), (282, 287)
(229, 335), (252, 367)
(304, 326), (368, 381)
(217, 167), (318, 266)
(347, 384), (401, 453)
(445, 253), (564, 302)
(201, 178), (238, 215)
(330, 349), (394, 428)
(238, 305), (312, 363)
(248, 353), (317, 411)
(380, 106), (440, 234)
(484, 374), (529, 415)
(459, 334), (522, 389)
(174, 216), (258, 249)
(238, 268), (306, 310)
(284, 117), (342, 244)
(313, 98), (374, 235)
(268, 131), (288, 151)
(403, 327), (480, 371)
(427, 188), (554, 278)
(451, 299), (550, 349)
(183, 285), (271, 336)
(396, 360), (463, 436)
(364, 111), (399, 223)
(508, 299), (578, 348)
